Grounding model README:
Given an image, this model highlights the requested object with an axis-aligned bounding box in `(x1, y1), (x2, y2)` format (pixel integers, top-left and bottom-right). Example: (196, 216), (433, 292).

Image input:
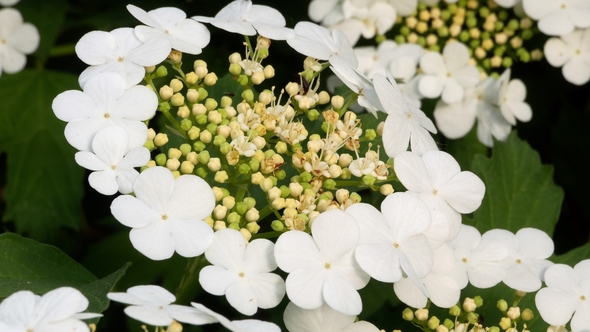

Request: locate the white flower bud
(263, 65), (275, 79)
(329, 164), (342, 178)
(147, 128), (156, 140)
(285, 198), (297, 209)
(187, 89), (199, 103)
(252, 136), (266, 149)
(214, 220), (227, 231)
(214, 205), (228, 220)
(166, 158), (180, 171)
(185, 72), (198, 85)
(271, 198), (286, 210)
(208, 158), (221, 172)
(380, 184), (394, 195)
(192, 103), (207, 115)
(200, 130), (212, 143)
(177, 106), (190, 118)
(285, 82), (299, 96)
(246, 222), (260, 234)
(331, 95), (344, 109)
(154, 133), (169, 146)
(259, 177), (273, 192)
(245, 208), (259, 222)
(338, 153), (353, 167)
(463, 298), (477, 313)
(335, 189), (349, 204)
(208, 110), (222, 124)
(229, 52), (242, 64)
(186, 151), (198, 165)
(507, 307), (520, 320)
(251, 172), (264, 185)
(289, 182), (303, 197)
(259, 90), (273, 105)
(217, 125), (231, 138)
(318, 91), (330, 104)
(170, 78), (183, 92)
(222, 196), (236, 210)
(159, 85), (174, 100)
(240, 228), (252, 241)
(204, 72), (218, 86)
(414, 308), (429, 321)
(268, 187), (281, 201)
(251, 71), (265, 85)
(180, 161), (194, 174)
(225, 106), (237, 118)
(283, 207), (298, 218)
(170, 93), (185, 106)
(214, 170), (228, 183)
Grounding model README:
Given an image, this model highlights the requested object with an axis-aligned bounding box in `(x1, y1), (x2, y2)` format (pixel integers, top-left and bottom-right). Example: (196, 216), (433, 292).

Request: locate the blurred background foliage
(0, 0), (589, 331)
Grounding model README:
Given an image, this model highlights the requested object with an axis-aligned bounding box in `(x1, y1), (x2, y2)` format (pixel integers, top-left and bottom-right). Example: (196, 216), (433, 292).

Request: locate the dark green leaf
(552, 242), (590, 266)
(469, 131), (564, 236)
(0, 69), (84, 241)
(444, 126), (488, 171)
(80, 262), (131, 313)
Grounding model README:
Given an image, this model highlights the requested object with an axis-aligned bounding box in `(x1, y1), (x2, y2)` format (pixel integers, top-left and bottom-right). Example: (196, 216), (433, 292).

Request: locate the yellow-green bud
(507, 307), (520, 320)
(263, 65), (275, 79)
(521, 308), (534, 321)
(271, 220), (284, 231)
(221, 96), (233, 108)
(428, 316), (441, 330)
(154, 133), (169, 147)
(198, 150), (210, 164)
(185, 71), (198, 85)
(214, 170), (228, 183)
(219, 142), (232, 155)
(402, 308), (414, 321)
(186, 151), (198, 165)
(204, 98), (217, 112)
(198, 87), (208, 101)
(246, 222), (260, 234)
(449, 305), (461, 316)
(227, 223), (240, 231)
(488, 327), (500, 332)
(170, 93), (184, 106)
(380, 184), (394, 195)
(195, 167), (207, 178)
(443, 319), (454, 330)
(259, 177), (273, 191)
(144, 140), (155, 151)
(155, 65), (168, 77)
(170, 78), (183, 92)
(166, 158), (180, 171)
(193, 141), (205, 152)
(362, 174), (376, 186)
(499, 317), (512, 330)
(204, 72), (218, 86)
(168, 148), (181, 160)
(199, 130), (212, 144)
(214, 220), (226, 231)
(155, 153), (167, 166)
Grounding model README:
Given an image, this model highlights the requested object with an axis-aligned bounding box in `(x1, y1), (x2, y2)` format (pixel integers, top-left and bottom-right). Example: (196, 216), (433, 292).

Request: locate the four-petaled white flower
(75, 27), (171, 88)
(0, 287), (101, 332)
(52, 72), (157, 152)
(497, 69), (533, 125)
(330, 0), (396, 46)
(373, 72), (438, 157)
(75, 126), (150, 195)
(283, 302), (380, 332)
(536, 259), (590, 332)
(107, 285), (217, 327)
(330, 56), (383, 116)
(448, 225), (508, 289)
(192, 0), (294, 40)
(522, 0), (590, 36)
(345, 192), (433, 291)
(191, 302), (281, 332)
(418, 41), (480, 104)
(274, 209), (370, 316)
(482, 228), (554, 292)
(110, 166), (215, 260)
(0, 8), (39, 78)
(287, 22), (358, 68)
(199, 228), (285, 316)
(393, 150), (485, 241)
(127, 5), (210, 55)
(544, 28), (590, 86)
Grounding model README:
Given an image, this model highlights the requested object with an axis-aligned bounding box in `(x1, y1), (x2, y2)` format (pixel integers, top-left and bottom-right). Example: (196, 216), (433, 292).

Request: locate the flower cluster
(0, 0), (39, 78)
(0, 0), (585, 332)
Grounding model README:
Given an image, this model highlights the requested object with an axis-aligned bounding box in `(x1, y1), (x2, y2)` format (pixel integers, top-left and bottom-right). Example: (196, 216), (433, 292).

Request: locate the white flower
(494, 0), (521, 8)
(52, 72), (157, 152)
(0, 287), (101, 332)
(75, 27), (171, 88)
(0, 0), (20, 6)
(536, 260), (590, 332)
(192, 0), (294, 40)
(345, 193), (433, 288)
(286, 22), (358, 68)
(230, 134), (257, 157)
(448, 225), (508, 289)
(497, 69), (532, 125)
(418, 42), (480, 104)
(544, 28), (590, 86)
(107, 285), (217, 326)
(274, 209), (370, 315)
(199, 228), (285, 316)
(330, 0), (396, 46)
(0, 8), (39, 78)
(191, 303), (281, 332)
(110, 166), (215, 260)
(373, 73), (438, 157)
(388, 0), (419, 17)
(393, 150), (485, 242)
(330, 56), (382, 115)
(127, 5), (210, 55)
(388, 43), (425, 82)
(308, 0), (341, 23)
(393, 243), (462, 308)
(355, 40), (398, 78)
(75, 126), (150, 195)
(522, 0), (590, 36)
(283, 302), (380, 332)
(482, 228), (554, 292)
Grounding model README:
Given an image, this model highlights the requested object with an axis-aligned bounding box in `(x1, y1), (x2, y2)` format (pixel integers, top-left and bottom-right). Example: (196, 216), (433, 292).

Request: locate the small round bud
(195, 66), (208, 80)
(154, 133), (169, 147)
(229, 63), (242, 76)
(214, 220), (226, 231)
(263, 65), (275, 79)
(285, 82), (299, 96)
(168, 50), (182, 63)
(185, 72), (198, 85)
(507, 307), (520, 320)
(229, 52), (241, 64)
(521, 308), (534, 321)
(170, 78), (183, 92)
(177, 105), (190, 119)
(246, 222), (260, 234)
(155, 65), (168, 77)
(145, 65), (156, 74)
(436, 325), (449, 332)
(204, 72), (218, 86)
(259, 177), (273, 191)
(402, 308), (414, 321)
(499, 317), (512, 330)
(448, 305), (461, 316)
(463, 297), (476, 312)
(239, 228), (251, 241)
(428, 316), (440, 330)
(186, 89), (199, 103)
(200, 130), (212, 144)
(415, 308), (428, 321)
(170, 93), (185, 106)
(214, 170), (228, 183)
(207, 157), (221, 172)
(251, 72), (265, 85)
(380, 184), (394, 195)
(474, 296), (483, 307)
(318, 91), (330, 105)
(245, 208), (259, 222)
(166, 158), (180, 171)
(271, 220), (284, 231)
(159, 85), (174, 100)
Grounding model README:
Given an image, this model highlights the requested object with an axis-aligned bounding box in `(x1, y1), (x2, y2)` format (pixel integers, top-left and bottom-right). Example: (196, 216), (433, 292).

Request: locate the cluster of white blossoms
(2, 0), (581, 331)
(0, 0), (39, 78)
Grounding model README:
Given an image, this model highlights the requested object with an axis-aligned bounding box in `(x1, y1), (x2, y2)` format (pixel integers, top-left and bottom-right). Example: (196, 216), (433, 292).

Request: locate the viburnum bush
(0, 0), (589, 331)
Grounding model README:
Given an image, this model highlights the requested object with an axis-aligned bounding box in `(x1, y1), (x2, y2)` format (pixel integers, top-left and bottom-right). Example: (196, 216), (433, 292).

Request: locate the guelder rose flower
(0, 287), (101, 332)
(0, 8), (39, 78)
(536, 260), (590, 332)
(544, 28), (590, 86)
(482, 228), (554, 292)
(330, 0), (396, 46)
(373, 73), (438, 157)
(418, 42), (479, 104)
(393, 150), (485, 241)
(110, 166), (215, 260)
(52, 72), (157, 152)
(522, 0), (590, 36)
(199, 228), (285, 316)
(75, 126), (150, 195)
(107, 285), (217, 327)
(127, 5), (210, 55)
(497, 69), (532, 125)
(283, 302), (380, 332)
(75, 27), (171, 88)
(287, 22), (358, 68)
(192, 0), (294, 40)
(191, 303), (281, 332)
(345, 193), (433, 289)
(274, 209), (370, 316)
(330, 56), (382, 116)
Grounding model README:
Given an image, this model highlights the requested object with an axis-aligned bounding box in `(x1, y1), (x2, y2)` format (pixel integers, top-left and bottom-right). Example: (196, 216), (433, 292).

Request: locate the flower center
(0, 38), (6, 45)
(581, 295), (586, 301)
(104, 113), (110, 118)
(118, 56), (124, 62)
(110, 165), (116, 170)
(161, 214), (168, 220)
(462, 257), (468, 263)
(393, 242), (400, 248)
(576, 49), (581, 55)
(324, 262), (331, 269)
(561, 3), (566, 9)
(516, 258), (522, 264)
(432, 189), (438, 195)
(239, 272), (245, 278)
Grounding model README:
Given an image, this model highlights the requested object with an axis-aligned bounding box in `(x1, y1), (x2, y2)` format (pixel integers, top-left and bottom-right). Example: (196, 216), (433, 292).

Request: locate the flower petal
(323, 277), (362, 315)
(129, 221), (176, 260)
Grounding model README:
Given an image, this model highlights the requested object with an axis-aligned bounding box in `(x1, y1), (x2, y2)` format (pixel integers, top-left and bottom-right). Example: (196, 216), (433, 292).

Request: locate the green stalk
(175, 255), (209, 305)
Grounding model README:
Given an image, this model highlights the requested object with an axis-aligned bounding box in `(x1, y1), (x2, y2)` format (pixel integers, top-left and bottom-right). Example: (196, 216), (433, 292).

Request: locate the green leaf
(445, 126), (489, 171)
(553, 242), (590, 266)
(0, 70), (84, 241)
(469, 131), (564, 236)
(0, 233), (129, 312)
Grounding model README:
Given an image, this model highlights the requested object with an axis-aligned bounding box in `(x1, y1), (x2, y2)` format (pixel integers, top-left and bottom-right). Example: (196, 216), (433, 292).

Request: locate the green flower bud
(229, 63), (242, 76)
(502, 57), (513, 68)
(196, 113), (208, 125)
(417, 36), (426, 47)
(449, 305), (461, 316)
(238, 163), (250, 175)
(341, 168), (351, 179)
(198, 150), (210, 164)
(324, 179), (336, 190)
(193, 141), (205, 153)
(466, 17), (477, 28)
(195, 167), (207, 178)
(307, 108), (320, 121)
(213, 134), (226, 146)
(179, 143), (192, 156)
(155, 65), (168, 77)
(441, 10), (451, 21)
(349, 192), (361, 203)
(144, 140), (155, 151)
(227, 223), (240, 231)
(519, 50), (531, 62)
(219, 142), (232, 155)
(159, 102), (171, 113)
(280, 185), (290, 198)
(197, 87), (208, 102)
(521, 29), (533, 40)
(443, 319), (454, 330)
(300, 172), (312, 183)
(235, 202), (248, 215)
(499, 317), (511, 330)
(465, 312), (478, 324)
(271, 220), (285, 231)
(470, 39), (480, 48)
(365, 129), (377, 140)
(321, 121), (331, 133)
(180, 118), (192, 131)
(400, 26), (411, 36)
(204, 98), (217, 111)
(362, 174), (376, 186)
(249, 159), (260, 172)
(395, 35), (406, 44)
(474, 296), (483, 307)
(498, 10), (508, 21)
(244, 197), (256, 209)
(488, 327), (500, 332)
(521, 308), (534, 321)
(428, 316), (440, 330)
(507, 19), (519, 31)
(494, 46), (506, 57)
(227, 212), (241, 224)
(459, 30), (470, 42)
(275, 169), (286, 180)
(241, 89), (254, 104)
(301, 182), (312, 190)
(237, 74), (249, 86)
(155, 153), (167, 166)
(495, 21), (504, 32)
(429, 45), (441, 52)
(246, 222), (260, 234)
(402, 308), (414, 321)
(206, 123), (218, 135)
(482, 58), (491, 69)
(437, 26), (449, 37)
(479, 7), (489, 18)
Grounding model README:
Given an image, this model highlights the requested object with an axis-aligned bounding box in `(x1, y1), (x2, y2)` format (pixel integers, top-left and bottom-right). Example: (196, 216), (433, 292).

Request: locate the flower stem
(175, 254), (209, 305)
